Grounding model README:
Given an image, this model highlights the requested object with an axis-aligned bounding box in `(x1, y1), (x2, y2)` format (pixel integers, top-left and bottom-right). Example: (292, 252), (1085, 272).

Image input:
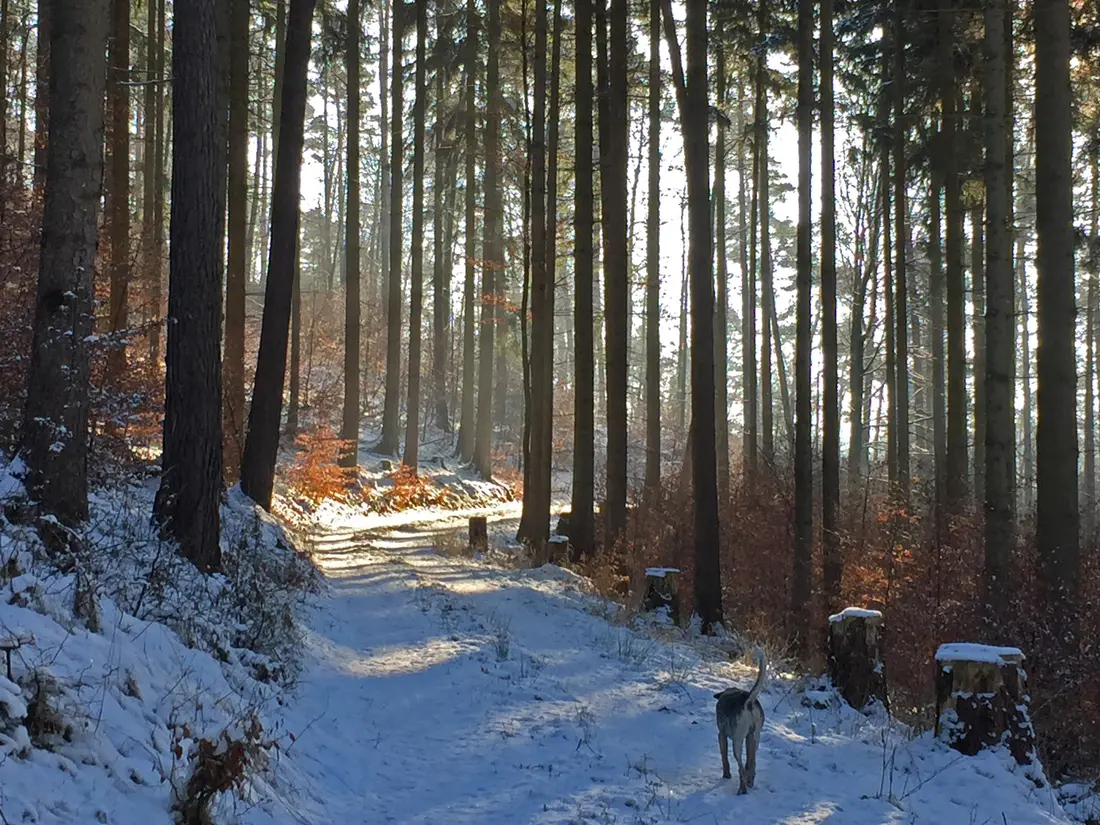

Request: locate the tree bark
(458, 0), (477, 461)
(644, 0), (661, 493)
(983, 0), (1014, 619)
(239, 0), (316, 510)
(571, 0), (595, 555)
(820, 0), (840, 614)
(792, 0), (813, 648)
(714, 33), (729, 497)
(403, 0), (428, 471)
(1034, 0), (1079, 645)
(224, 0), (249, 482)
(154, 0), (228, 571)
(378, 0), (405, 456)
(893, 0), (909, 498)
(22, 0), (109, 525)
(106, 0), (130, 384)
(32, 0), (49, 195)
(431, 5), (450, 435)
(340, 0), (361, 466)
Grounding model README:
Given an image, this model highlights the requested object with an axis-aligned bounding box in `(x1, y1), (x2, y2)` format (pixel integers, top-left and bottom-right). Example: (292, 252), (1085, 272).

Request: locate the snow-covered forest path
(275, 502), (1067, 825)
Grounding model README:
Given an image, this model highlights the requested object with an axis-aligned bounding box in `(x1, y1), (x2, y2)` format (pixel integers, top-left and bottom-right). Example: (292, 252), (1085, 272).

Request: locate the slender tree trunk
(106, 0), (131, 384)
(378, 0), (405, 455)
(0, 0), (10, 187)
(893, 0), (910, 498)
(22, 0), (109, 525)
(930, 160), (947, 527)
(474, 0), (502, 478)
(378, 0), (390, 329)
(820, 0), (840, 613)
(971, 202), (986, 504)
(1034, 0), (1079, 643)
(32, 0), (49, 195)
(155, 0), (227, 570)
(1086, 138), (1099, 531)
(403, 0), (428, 470)
(239, 0), (316, 510)
(983, 0), (1014, 619)
(150, 0), (165, 363)
(603, 0), (629, 547)
(458, 0), (478, 460)
(714, 33), (730, 497)
(792, 0), (813, 648)
(224, 0), (249, 482)
(644, 0), (661, 492)
(340, 0), (361, 466)
(760, 120), (774, 465)
(572, 0), (596, 555)
(15, 10), (29, 185)
(431, 6), (450, 434)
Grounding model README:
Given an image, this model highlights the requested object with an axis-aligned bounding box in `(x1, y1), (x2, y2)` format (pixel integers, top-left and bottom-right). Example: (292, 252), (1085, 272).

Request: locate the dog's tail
(746, 646), (767, 704)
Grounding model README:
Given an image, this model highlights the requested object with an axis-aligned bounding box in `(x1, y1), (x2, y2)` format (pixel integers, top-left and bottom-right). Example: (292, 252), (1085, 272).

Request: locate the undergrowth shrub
(588, 461), (1100, 781)
(283, 426), (359, 505)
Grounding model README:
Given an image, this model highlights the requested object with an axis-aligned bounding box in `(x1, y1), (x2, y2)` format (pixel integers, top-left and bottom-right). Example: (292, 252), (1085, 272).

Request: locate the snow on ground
(0, 436), (1084, 823)
(276, 501), (1070, 825)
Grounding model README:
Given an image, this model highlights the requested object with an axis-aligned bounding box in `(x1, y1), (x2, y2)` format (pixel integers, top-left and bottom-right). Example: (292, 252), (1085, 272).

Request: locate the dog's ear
(714, 692), (723, 700)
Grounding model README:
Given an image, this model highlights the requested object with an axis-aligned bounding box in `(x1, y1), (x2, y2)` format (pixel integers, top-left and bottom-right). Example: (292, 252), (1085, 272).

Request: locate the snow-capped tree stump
(546, 535), (571, 565)
(554, 512), (571, 540)
(468, 517), (488, 554)
(934, 643), (1035, 765)
(828, 607), (886, 711)
(642, 568), (680, 622)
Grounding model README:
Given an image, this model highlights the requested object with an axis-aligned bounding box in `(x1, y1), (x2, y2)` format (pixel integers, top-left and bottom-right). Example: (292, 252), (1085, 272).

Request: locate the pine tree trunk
(882, 26), (896, 486)
(930, 163), (947, 529)
(983, 0), (1014, 618)
(239, 0), (316, 510)
(603, 0), (629, 547)
(0, 0), (8, 188)
(1086, 138), (1099, 531)
(224, 0), (249, 482)
(106, 0), (130, 384)
(150, 0), (165, 363)
(571, 0), (596, 555)
(1034, 0), (1079, 644)
(760, 122), (774, 466)
(660, 0), (722, 631)
(644, 0), (661, 493)
(15, 10), (29, 185)
(378, 0), (390, 330)
(32, 0), (49, 195)
(340, 0), (361, 466)
(378, 0), (405, 456)
(792, 0), (813, 647)
(154, 0), (228, 571)
(431, 5), (450, 434)
(893, 0), (909, 498)
(474, 0), (502, 479)
(971, 202), (986, 504)
(22, 0), (108, 526)
(403, 0), (427, 471)
(458, 0), (477, 461)
(713, 34), (729, 497)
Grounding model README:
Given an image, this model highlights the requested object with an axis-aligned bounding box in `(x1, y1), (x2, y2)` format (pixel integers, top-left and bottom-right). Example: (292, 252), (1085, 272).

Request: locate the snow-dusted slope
(278, 505), (1069, 825)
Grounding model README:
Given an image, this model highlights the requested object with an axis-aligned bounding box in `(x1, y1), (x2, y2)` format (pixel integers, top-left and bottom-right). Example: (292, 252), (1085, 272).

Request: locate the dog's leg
(733, 739), (747, 794)
(746, 723), (760, 789)
(719, 731), (731, 779)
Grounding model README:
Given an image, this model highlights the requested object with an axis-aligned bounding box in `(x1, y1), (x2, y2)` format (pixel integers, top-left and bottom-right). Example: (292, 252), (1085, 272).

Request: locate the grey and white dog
(714, 646), (767, 793)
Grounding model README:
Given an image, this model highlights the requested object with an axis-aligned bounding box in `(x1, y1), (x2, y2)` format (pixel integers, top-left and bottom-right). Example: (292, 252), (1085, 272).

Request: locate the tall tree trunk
(155, 0), (227, 571)
(971, 202), (986, 503)
(983, 0), (1014, 619)
(22, 0), (109, 525)
(0, 0), (10, 186)
(930, 160), (947, 527)
(16, 8), (30, 185)
(571, 0), (596, 555)
(224, 0), (249, 482)
(1034, 0), (1079, 644)
(431, 5), (450, 434)
(792, 0), (813, 647)
(661, 0), (722, 632)
(713, 33), (729, 497)
(141, 0), (161, 357)
(603, 0), (629, 547)
(107, 0), (131, 383)
(458, 0), (477, 460)
(239, 0), (316, 510)
(1087, 137), (1099, 531)
(820, 0), (840, 613)
(882, 27), (896, 486)
(760, 120), (774, 466)
(474, 0), (502, 478)
(378, 0), (390, 334)
(150, 0), (165, 362)
(893, 0), (909, 498)
(340, 0), (361, 466)
(378, 0), (404, 456)
(644, 0), (661, 492)
(403, 0), (427, 470)
(32, 0), (49, 194)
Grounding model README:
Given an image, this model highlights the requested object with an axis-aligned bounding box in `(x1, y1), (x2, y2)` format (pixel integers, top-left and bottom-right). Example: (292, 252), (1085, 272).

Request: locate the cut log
(642, 567), (680, 623)
(934, 643), (1035, 765)
(827, 607), (887, 711)
(468, 516), (488, 554)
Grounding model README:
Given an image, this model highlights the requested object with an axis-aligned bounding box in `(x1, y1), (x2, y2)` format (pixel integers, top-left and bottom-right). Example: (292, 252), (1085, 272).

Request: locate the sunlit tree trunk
(340, 0), (362, 466)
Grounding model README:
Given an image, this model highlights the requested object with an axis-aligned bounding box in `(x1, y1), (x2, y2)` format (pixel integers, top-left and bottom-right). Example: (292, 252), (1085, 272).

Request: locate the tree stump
(934, 643), (1035, 765)
(642, 568), (680, 623)
(827, 607), (887, 711)
(380, 459), (394, 472)
(468, 516), (488, 554)
(546, 535), (571, 565)
(554, 511), (572, 540)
